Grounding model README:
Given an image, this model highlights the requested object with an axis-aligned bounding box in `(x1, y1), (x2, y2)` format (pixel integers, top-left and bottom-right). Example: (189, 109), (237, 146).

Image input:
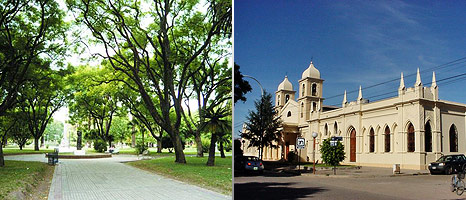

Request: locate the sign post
(330, 136), (343, 175)
(297, 138), (305, 172)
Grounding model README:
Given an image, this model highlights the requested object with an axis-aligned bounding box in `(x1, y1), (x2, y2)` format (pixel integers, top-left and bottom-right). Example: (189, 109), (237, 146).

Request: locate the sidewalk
(48, 155), (230, 200)
(265, 162), (430, 178)
(6, 154), (230, 200)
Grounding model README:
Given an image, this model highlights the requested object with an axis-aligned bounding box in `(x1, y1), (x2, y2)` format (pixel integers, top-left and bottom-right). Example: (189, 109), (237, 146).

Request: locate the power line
(323, 56), (466, 100)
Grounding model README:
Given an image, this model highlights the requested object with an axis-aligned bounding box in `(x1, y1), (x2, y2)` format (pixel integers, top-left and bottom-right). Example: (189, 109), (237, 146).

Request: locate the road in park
(6, 154), (229, 200)
(235, 169), (460, 200)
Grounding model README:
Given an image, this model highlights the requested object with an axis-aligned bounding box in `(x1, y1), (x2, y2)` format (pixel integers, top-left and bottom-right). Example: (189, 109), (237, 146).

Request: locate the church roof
(278, 76), (293, 91)
(301, 61), (321, 79)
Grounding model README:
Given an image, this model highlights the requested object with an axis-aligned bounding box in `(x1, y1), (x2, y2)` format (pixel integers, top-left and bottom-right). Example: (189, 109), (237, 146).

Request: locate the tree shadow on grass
(234, 182), (326, 200)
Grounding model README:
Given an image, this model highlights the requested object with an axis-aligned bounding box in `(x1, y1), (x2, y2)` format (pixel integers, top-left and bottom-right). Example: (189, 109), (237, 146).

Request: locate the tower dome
(278, 76), (293, 91)
(301, 61), (320, 79)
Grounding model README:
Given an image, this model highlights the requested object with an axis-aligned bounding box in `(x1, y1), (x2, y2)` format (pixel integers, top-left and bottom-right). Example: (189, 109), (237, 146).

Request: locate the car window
(438, 156), (452, 162)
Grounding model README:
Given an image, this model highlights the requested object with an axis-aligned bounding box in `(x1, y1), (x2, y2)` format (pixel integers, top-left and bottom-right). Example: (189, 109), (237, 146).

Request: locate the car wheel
(446, 166), (453, 175)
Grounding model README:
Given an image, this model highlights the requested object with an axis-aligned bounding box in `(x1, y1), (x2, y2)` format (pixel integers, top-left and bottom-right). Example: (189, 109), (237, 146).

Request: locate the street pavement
(6, 154), (230, 200)
(235, 167), (462, 200)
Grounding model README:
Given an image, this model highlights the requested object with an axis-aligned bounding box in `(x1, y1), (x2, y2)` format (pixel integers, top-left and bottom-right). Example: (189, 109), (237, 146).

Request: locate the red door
(285, 145), (289, 160)
(350, 129), (356, 162)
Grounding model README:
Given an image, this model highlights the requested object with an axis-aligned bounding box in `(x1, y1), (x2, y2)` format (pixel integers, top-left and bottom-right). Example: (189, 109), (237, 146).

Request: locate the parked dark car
(235, 156), (264, 174)
(428, 154), (466, 175)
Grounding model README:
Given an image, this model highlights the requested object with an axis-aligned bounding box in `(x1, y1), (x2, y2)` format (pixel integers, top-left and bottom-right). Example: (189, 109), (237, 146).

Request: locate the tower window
(302, 84), (305, 96)
(312, 102), (317, 111)
(301, 103), (304, 118)
(312, 83), (317, 96)
(287, 111), (291, 117)
(277, 95), (280, 106)
(285, 94), (290, 103)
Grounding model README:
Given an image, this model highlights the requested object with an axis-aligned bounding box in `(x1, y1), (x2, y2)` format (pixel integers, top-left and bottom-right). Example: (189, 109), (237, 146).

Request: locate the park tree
(19, 67), (68, 151)
(204, 105), (231, 166)
(68, 66), (122, 147)
(118, 84), (164, 152)
(241, 92), (282, 160)
(234, 63), (252, 104)
(0, 0), (67, 116)
(44, 119), (64, 145)
(0, 111), (19, 166)
(67, 0), (231, 164)
(183, 52), (231, 157)
(320, 138), (346, 167)
(10, 111), (32, 150)
(109, 116), (130, 146)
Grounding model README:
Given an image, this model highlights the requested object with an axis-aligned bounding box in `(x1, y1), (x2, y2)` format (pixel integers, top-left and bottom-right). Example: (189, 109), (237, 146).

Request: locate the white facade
(243, 62), (466, 170)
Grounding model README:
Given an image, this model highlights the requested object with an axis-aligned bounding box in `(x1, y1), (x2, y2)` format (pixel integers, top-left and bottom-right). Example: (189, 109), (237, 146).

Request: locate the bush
(135, 142), (148, 154)
(201, 138), (210, 153)
(287, 151), (297, 163)
(93, 140), (107, 153)
(320, 138), (346, 166)
(224, 141), (232, 152)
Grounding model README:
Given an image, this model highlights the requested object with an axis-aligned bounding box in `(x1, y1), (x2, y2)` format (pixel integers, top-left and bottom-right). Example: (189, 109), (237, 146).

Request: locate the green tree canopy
(241, 92), (282, 160)
(320, 138), (346, 166)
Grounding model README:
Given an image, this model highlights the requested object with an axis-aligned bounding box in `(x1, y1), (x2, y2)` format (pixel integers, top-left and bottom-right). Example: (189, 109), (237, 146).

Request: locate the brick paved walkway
(6, 154), (230, 200)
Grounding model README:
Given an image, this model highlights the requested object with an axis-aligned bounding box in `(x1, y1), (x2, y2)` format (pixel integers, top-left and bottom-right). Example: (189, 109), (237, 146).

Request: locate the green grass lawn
(2, 148), (54, 155)
(128, 156), (232, 195)
(0, 160), (52, 199)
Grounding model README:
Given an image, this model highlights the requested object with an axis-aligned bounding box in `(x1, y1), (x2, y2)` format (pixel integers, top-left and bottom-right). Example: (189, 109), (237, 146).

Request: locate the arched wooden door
(350, 128), (356, 162)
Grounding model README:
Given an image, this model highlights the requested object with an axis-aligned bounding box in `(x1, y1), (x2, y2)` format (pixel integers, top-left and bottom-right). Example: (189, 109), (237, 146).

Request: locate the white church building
(243, 61), (466, 170)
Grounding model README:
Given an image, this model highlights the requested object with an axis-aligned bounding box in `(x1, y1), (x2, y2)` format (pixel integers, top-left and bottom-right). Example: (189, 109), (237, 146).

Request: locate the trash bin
(393, 164), (400, 174)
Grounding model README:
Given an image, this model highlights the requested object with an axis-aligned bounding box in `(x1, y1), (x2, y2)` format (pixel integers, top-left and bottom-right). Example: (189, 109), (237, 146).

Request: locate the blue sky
(234, 0), (466, 138)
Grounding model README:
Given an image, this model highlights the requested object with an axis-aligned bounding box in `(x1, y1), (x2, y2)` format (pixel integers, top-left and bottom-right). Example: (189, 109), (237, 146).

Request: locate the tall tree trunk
(2, 137), (7, 147)
(131, 128), (135, 148)
(0, 144), (4, 167)
(219, 140), (225, 158)
(40, 136), (45, 147)
(157, 139), (162, 153)
(34, 137), (39, 151)
(207, 133), (218, 166)
(195, 133), (203, 157)
(172, 132), (186, 164)
(19, 144), (23, 150)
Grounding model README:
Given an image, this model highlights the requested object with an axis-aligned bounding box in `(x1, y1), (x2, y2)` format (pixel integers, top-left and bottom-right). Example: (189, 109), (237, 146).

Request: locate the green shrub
(201, 138), (210, 153)
(135, 142), (148, 154)
(320, 138), (346, 166)
(224, 141), (232, 152)
(287, 151), (297, 163)
(93, 140), (107, 153)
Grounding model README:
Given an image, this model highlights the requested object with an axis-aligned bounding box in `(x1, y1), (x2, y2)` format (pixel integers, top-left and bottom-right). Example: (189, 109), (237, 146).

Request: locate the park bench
(46, 148), (59, 165)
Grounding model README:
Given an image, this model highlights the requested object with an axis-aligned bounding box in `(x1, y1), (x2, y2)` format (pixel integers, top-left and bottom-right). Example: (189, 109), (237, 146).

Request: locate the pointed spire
(431, 71), (437, 88)
(399, 72), (405, 90)
(342, 90), (347, 104)
(357, 86), (363, 100)
(415, 68), (422, 86)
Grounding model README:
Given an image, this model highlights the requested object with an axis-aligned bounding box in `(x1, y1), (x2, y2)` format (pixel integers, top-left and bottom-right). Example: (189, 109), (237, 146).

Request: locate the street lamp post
(243, 75), (264, 96)
(312, 132), (318, 174)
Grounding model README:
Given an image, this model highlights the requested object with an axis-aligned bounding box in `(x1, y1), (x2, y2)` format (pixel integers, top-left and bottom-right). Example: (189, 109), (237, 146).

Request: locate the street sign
(297, 138), (305, 149)
(331, 136), (343, 141)
(330, 141), (337, 146)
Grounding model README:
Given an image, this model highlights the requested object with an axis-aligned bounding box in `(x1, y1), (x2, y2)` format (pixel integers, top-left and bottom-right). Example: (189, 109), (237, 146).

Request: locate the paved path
(6, 155), (230, 200)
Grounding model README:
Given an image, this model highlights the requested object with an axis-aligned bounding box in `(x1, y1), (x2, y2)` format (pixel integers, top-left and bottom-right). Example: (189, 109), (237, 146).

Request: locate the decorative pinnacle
(431, 71), (437, 88)
(415, 68), (422, 86)
(357, 86), (363, 100)
(342, 90), (347, 104)
(399, 72), (405, 90)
